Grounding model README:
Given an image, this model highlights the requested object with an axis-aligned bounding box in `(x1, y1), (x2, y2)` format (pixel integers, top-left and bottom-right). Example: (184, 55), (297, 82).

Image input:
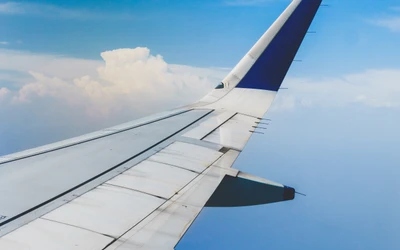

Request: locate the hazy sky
(1, 0), (400, 249)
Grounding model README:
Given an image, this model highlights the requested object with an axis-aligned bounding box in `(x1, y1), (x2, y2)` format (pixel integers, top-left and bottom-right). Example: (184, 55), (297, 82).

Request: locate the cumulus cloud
(0, 47), (230, 153)
(1, 47), (228, 121)
(0, 46), (399, 142)
(2, 47), (400, 120)
(0, 46), (400, 154)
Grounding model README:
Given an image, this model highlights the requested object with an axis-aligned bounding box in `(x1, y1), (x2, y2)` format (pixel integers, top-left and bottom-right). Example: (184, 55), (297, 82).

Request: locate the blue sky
(1, 0), (400, 249)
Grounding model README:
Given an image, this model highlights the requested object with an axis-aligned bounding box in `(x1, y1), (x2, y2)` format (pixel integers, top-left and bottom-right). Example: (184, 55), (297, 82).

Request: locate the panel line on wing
(145, 159), (200, 173)
(0, 141), (228, 249)
(95, 146), (229, 248)
(182, 111), (237, 140)
(102, 183), (168, 200)
(105, 149), (241, 250)
(147, 142), (223, 173)
(39, 217), (118, 240)
(0, 218), (114, 250)
(200, 112), (238, 140)
(203, 114), (260, 151)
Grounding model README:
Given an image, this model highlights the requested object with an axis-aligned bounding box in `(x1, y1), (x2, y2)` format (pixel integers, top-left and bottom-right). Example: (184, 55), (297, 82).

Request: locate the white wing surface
(0, 0), (322, 249)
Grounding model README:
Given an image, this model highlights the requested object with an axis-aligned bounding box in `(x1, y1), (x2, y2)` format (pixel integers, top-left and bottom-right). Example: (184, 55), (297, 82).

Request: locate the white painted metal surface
(0, 109), (209, 225)
(1, 143), (235, 250)
(0, 218), (113, 250)
(203, 114), (259, 150)
(221, 0), (300, 88)
(213, 149), (240, 169)
(195, 0), (301, 107)
(238, 172), (284, 188)
(105, 152), (234, 250)
(43, 184), (164, 238)
(0, 129), (111, 163)
(106, 160), (197, 199)
(202, 88), (277, 118)
(182, 111), (236, 140)
(0, 156), (11, 163)
(0, 109), (188, 164)
(104, 109), (187, 131)
(148, 142), (223, 173)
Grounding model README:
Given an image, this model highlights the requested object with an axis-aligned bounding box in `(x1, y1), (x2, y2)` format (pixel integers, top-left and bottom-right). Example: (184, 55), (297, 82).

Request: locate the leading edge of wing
(0, 109), (190, 164)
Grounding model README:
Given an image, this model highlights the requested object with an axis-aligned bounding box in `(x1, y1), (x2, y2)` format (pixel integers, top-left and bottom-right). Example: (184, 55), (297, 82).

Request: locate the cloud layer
(273, 69), (400, 111)
(0, 47), (227, 121)
(0, 46), (399, 154)
(0, 47), (399, 148)
(371, 17), (400, 32)
(370, 7), (400, 32)
(2, 47), (400, 120)
(0, 47), (229, 153)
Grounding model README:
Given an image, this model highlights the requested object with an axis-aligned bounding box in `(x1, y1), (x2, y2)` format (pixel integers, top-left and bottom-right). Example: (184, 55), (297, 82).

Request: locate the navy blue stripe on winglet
(236, 0), (322, 91)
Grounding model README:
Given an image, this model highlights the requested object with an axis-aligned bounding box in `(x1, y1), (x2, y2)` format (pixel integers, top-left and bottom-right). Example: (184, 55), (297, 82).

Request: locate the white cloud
(272, 69), (400, 111)
(0, 2), (22, 14)
(0, 47), (228, 120)
(369, 7), (400, 32)
(0, 49), (102, 79)
(0, 46), (399, 155)
(371, 17), (400, 32)
(0, 2), (133, 20)
(0, 87), (10, 101)
(0, 41), (9, 45)
(1, 46), (399, 143)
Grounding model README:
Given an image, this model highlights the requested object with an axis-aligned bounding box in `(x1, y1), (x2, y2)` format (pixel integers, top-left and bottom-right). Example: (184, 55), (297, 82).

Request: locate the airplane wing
(0, 0), (322, 249)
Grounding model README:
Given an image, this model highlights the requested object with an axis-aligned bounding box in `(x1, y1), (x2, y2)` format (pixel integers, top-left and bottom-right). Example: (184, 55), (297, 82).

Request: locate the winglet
(193, 0), (322, 117)
(223, 0), (322, 91)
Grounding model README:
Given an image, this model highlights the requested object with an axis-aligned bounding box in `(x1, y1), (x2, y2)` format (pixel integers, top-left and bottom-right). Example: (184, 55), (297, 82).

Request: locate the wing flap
(0, 109), (211, 234)
(0, 218), (113, 250)
(105, 149), (238, 250)
(148, 142), (223, 173)
(106, 161), (198, 200)
(0, 137), (232, 249)
(43, 184), (164, 238)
